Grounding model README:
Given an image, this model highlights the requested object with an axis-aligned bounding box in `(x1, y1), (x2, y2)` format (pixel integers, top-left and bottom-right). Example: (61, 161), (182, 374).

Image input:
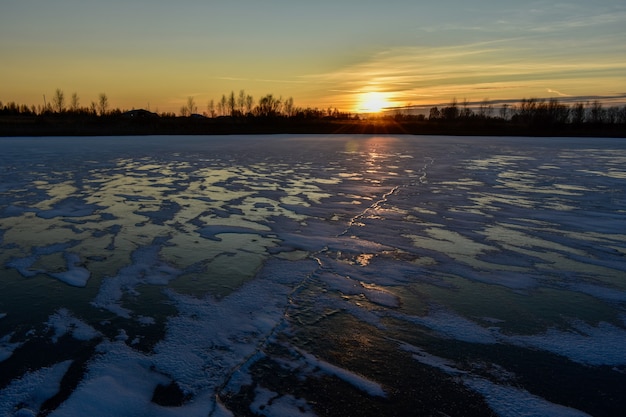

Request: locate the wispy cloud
(304, 37), (626, 110)
(547, 88), (571, 97)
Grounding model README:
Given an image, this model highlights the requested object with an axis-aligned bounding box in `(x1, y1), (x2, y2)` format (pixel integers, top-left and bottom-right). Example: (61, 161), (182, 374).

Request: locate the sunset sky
(1, 0), (625, 114)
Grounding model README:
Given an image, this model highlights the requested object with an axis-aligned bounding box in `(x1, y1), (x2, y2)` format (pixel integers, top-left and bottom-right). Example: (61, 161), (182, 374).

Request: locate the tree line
(421, 97), (626, 125)
(2, 90), (626, 129)
(0, 88), (354, 120)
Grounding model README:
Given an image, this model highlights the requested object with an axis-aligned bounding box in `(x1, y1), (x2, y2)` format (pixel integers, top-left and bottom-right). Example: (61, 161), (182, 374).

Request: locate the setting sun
(357, 91), (391, 113)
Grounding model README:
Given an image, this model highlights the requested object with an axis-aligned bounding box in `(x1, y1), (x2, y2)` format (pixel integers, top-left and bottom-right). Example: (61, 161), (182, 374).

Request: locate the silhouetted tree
(70, 92), (80, 113)
(207, 99), (216, 118)
(546, 98), (569, 124)
(227, 91), (236, 116)
(237, 90), (246, 114)
(245, 94), (254, 115)
(499, 104), (510, 120)
(478, 98), (493, 118)
(52, 89), (65, 113)
(571, 102), (585, 124)
(255, 94), (281, 117)
(461, 98), (471, 118)
(283, 96), (294, 117)
(219, 94), (227, 116)
(441, 98), (459, 120)
(181, 96), (197, 117)
(589, 101), (605, 124)
(428, 107), (440, 120)
(97, 93), (109, 116)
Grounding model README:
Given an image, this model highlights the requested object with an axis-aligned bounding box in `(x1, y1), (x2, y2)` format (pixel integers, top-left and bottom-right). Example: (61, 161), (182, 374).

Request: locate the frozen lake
(0, 135), (625, 416)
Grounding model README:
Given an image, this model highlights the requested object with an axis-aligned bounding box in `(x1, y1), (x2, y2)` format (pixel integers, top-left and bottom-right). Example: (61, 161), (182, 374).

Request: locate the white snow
(464, 377), (592, 417)
(250, 386), (316, 417)
(295, 348), (386, 398)
(0, 332), (22, 363)
(507, 320), (626, 366)
(0, 360), (73, 417)
(46, 308), (100, 343)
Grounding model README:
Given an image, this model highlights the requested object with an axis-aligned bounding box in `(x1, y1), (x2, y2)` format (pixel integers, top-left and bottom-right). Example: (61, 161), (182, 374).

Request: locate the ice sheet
(1, 135), (625, 416)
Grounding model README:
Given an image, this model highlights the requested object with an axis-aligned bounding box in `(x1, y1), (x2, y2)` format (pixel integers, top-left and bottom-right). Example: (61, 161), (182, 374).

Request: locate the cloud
(547, 89), (571, 97)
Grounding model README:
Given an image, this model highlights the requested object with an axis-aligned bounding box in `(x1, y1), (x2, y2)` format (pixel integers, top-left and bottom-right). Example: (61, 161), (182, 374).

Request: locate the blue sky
(1, 0), (625, 113)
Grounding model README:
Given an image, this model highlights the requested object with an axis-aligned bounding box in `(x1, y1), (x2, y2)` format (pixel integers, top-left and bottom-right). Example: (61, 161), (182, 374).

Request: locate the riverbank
(1, 114), (625, 137)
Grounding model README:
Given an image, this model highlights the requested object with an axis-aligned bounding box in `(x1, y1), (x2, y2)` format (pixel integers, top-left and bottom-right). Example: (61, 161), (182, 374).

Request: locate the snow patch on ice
(250, 386), (316, 417)
(0, 360), (73, 417)
(0, 332), (23, 362)
(92, 244), (181, 318)
(295, 348), (386, 398)
(49, 253), (90, 287)
(507, 320), (626, 366)
(399, 342), (466, 375)
(464, 377), (592, 417)
(46, 308), (100, 343)
(398, 306), (499, 344)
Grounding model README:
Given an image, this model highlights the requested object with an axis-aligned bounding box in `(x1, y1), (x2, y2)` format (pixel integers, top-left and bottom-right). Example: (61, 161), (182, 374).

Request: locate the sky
(1, 0), (625, 113)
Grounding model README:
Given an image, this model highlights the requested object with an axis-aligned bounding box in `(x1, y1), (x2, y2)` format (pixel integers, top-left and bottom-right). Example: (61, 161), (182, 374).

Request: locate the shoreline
(1, 115), (625, 138)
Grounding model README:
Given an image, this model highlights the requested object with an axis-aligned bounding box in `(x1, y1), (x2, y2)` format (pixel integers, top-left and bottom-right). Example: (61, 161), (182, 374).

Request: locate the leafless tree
(52, 89), (65, 113)
(237, 90), (246, 114)
(97, 93), (109, 116)
(245, 94), (254, 114)
(219, 94), (227, 116)
(207, 99), (216, 118)
(228, 91), (236, 116)
(185, 96), (197, 116)
(499, 104), (509, 120)
(70, 93), (80, 112)
(255, 94), (281, 117)
(283, 96), (294, 117)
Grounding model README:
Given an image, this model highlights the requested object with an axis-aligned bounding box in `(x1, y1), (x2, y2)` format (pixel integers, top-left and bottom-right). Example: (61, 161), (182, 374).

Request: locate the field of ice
(0, 135), (625, 416)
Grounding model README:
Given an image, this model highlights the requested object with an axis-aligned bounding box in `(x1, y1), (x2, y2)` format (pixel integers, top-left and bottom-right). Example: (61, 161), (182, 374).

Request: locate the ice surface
(0, 333), (22, 363)
(507, 320), (626, 366)
(464, 377), (593, 417)
(295, 348), (386, 398)
(250, 386), (316, 417)
(0, 360), (73, 417)
(46, 308), (100, 343)
(1, 135), (625, 416)
(49, 253), (90, 287)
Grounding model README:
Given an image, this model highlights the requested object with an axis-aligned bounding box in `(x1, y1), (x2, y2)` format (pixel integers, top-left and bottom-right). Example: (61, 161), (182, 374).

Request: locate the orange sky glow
(1, 1), (625, 114)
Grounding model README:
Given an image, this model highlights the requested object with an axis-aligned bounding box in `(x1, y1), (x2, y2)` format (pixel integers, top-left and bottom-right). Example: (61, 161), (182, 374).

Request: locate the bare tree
(219, 94), (227, 116)
(52, 89), (65, 113)
(283, 96), (294, 117)
(255, 94), (281, 117)
(245, 94), (254, 114)
(207, 99), (216, 118)
(237, 90), (246, 114)
(589, 100), (605, 124)
(185, 96), (197, 116)
(499, 104), (509, 120)
(228, 91), (236, 116)
(97, 93), (109, 116)
(70, 93), (80, 112)
(429, 107), (441, 119)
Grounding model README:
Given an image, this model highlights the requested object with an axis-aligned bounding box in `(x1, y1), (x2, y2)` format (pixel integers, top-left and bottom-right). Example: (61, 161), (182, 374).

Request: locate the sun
(358, 91), (390, 113)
